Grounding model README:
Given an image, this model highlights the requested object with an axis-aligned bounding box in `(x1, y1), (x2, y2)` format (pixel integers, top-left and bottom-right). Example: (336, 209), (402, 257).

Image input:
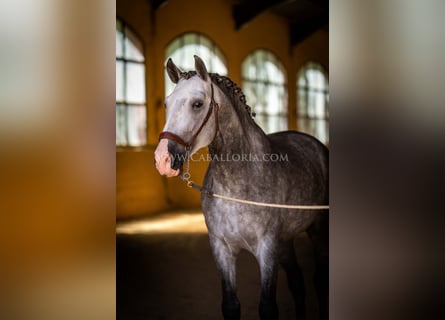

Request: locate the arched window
(297, 62), (329, 145)
(165, 32), (227, 95)
(116, 18), (146, 146)
(242, 50), (288, 133)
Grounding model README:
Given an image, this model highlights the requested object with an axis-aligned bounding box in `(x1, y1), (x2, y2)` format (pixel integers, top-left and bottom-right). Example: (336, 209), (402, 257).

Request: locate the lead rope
(180, 147), (193, 188)
(180, 156), (329, 210)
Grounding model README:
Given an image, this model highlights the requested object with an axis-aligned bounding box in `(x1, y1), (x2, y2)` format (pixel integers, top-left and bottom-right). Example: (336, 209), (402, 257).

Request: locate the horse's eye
(192, 101), (203, 110)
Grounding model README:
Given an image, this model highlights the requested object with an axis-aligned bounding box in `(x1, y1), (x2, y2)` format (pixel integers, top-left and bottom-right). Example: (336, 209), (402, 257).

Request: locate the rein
(181, 147), (329, 210)
(160, 81), (329, 211)
(180, 162), (329, 210)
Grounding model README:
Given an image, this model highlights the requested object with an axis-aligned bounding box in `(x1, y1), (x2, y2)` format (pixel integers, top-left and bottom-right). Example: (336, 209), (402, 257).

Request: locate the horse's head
(154, 55), (219, 177)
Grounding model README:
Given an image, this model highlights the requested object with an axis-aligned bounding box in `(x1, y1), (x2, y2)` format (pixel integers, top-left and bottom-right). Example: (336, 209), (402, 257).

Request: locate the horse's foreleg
(279, 239), (306, 319)
(209, 234), (240, 320)
(257, 239), (279, 320)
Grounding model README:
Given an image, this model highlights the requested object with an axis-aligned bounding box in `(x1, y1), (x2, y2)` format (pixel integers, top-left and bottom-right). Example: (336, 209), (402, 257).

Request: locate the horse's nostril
(171, 154), (184, 171)
(167, 140), (186, 171)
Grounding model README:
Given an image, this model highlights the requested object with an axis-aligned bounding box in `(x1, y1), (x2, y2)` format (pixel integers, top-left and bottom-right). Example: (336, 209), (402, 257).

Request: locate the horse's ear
(194, 55), (209, 81)
(166, 58), (181, 84)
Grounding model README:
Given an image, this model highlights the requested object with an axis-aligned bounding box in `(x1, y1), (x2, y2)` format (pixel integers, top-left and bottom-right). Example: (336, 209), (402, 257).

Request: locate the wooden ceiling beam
(290, 11), (328, 46)
(150, 0), (168, 11)
(233, 0), (289, 30)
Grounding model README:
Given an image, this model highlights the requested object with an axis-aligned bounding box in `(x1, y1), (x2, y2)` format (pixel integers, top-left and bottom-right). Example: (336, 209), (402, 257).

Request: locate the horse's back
(268, 130), (327, 155)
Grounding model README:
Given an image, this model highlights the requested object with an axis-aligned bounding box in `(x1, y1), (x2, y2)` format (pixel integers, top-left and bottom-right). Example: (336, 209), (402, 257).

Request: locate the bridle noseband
(159, 83), (220, 151)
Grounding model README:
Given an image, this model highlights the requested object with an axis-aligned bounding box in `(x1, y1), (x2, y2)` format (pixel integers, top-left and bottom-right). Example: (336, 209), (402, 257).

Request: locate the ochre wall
(116, 0), (328, 220)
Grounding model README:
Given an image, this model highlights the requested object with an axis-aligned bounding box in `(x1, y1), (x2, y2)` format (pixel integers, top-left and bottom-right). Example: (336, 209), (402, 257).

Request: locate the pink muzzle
(154, 139), (180, 177)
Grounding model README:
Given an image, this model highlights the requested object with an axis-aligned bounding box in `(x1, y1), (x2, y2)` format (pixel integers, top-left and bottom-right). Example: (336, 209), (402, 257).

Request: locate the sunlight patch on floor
(116, 211), (207, 235)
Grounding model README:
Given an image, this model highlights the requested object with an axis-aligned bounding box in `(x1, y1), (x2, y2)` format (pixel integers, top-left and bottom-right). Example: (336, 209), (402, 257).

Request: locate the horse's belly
(278, 212), (316, 239)
(204, 206), (316, 253)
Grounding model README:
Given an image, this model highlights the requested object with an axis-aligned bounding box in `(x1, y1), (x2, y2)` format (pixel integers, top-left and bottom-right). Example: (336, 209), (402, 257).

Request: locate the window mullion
(122, 26), (129, 146)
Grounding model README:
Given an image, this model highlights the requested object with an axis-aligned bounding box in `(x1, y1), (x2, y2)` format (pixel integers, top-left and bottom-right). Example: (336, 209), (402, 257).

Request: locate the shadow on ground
(117, 213), (319, 320)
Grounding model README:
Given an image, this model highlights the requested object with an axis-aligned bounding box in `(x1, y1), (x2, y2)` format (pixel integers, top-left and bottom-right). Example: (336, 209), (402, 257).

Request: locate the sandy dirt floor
(117, 212), (320, 320)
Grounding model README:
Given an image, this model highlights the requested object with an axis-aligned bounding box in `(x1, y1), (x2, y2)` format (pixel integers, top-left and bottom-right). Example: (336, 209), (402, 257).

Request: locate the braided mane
(178, 71), (256, 118)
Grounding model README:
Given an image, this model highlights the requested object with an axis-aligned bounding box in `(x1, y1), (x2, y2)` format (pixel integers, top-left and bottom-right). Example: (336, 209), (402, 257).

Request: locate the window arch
(165, 32), (227, 96)
(116, 18), (146, 146)
(297, 62), (329, 145)
(242, 50), (288, 133)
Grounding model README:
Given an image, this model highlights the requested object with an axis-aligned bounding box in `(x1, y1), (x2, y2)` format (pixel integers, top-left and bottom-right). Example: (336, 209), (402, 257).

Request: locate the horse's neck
(209, 97), (270, 157)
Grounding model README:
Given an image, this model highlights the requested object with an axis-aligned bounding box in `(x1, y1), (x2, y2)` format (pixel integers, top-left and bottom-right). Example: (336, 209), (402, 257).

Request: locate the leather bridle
(159, 83), (220, 151)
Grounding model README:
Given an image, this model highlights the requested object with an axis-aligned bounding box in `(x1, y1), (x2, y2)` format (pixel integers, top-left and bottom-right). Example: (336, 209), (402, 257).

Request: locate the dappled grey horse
(154, 56), (329, 320)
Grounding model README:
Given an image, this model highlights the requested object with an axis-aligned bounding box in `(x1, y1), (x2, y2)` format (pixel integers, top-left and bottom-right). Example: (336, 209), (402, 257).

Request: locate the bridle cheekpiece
(158, 83), (220, 151)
